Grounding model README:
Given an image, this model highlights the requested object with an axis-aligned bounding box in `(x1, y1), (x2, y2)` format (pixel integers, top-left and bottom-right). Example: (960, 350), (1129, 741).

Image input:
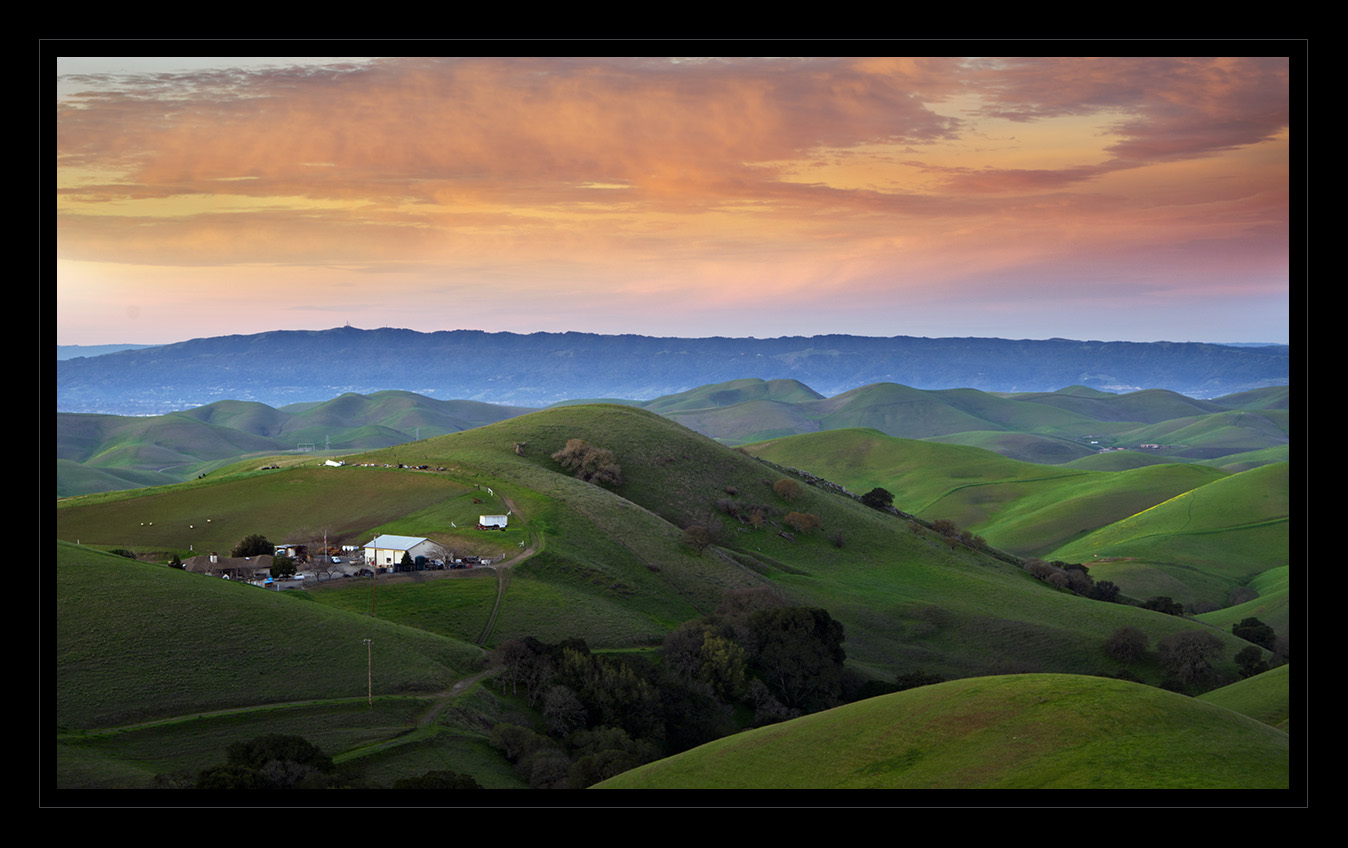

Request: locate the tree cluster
(192, 734), (359, 789)
(552, 439), (624, 487)
(1142, 596), (1185, 616)
(173, 733), (476, 790)
(487, 591), (856, 787)
(1024, 558), (1098, 596)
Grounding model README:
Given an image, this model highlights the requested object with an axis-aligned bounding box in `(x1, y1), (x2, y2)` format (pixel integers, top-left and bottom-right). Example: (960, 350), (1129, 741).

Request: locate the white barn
(362, 534), (441, 568)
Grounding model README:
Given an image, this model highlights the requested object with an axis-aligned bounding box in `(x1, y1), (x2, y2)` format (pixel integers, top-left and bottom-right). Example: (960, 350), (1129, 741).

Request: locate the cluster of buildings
(181, 516), (509, 589)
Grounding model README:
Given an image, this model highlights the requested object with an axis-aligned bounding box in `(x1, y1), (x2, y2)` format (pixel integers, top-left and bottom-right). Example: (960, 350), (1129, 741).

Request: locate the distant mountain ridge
(55, 326), (1290, 414)
(56, 343), (157, 360)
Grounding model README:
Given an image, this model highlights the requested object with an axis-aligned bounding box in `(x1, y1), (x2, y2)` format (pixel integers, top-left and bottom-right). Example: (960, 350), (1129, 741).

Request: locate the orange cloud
(55, 55), (1292, 344)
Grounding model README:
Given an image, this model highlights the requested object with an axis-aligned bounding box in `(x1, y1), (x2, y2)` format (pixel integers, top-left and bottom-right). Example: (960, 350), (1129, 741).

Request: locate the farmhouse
(362, 534), (442, 568)
(183, 552), (273, 581)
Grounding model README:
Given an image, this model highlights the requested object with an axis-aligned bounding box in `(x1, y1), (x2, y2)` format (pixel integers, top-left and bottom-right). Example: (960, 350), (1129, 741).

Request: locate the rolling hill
(54, 400), (1293, 791)
(55, 379), (1290, 499)
(57, 404), (1268, 682)
(594, 673), (1290, 789)
(646, 379), (1290, 461)
(55, 391), (535, 496)
(743, 427), (1289, 617)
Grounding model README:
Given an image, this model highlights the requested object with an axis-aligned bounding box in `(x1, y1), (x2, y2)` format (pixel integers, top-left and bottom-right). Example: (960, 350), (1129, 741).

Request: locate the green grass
(56, 401), (1295, 791)
(56, 542), (483, 730)
(1198, 664), (1292, 731)
(596, 673), (1289, 789)
(307, 571), (501, 643)
(56, 406), (1265, 689)
(1049, 462), (1289, 606)
(56, 465), (474, 554)
(56, 698), (431, 789)
(741, 429), (1228, 557)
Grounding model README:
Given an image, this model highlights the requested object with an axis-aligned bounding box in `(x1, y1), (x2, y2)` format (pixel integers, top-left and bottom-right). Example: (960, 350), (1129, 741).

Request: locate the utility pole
(363, 638), (373, 708)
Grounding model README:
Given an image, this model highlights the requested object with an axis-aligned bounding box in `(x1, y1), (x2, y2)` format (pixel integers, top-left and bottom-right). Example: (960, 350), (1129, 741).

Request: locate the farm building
(478, 514), (509, 530)
(183, 552), (273, 581)
(273, 543), (309, 561)
(362, 534), (442, 568)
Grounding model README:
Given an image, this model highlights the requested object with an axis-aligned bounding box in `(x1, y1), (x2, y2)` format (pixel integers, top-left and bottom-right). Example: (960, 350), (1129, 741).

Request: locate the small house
(183, 552), (274, 582)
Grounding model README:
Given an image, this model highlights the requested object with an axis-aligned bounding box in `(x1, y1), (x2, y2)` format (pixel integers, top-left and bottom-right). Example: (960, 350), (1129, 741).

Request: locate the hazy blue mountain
(56, 326), (1290, 414)
(56, 343), (158, 361)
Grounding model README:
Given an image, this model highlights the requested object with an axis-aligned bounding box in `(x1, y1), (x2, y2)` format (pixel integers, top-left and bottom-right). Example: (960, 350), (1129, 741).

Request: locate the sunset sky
(55, 55), (1293, 346)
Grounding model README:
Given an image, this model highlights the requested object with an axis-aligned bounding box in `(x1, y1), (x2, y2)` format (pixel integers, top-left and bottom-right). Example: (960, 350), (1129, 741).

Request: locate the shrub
(682, 524), (717, 555)
(393, 770), (481, 789)
(1235, 645), (1270, 679)
(931, 518), (960, 537)
(860, 487), (894, 510)
(1103, 626), (1148, 665)
(773, 478), (802, 502)
(784, 512), (821, 534)
(552, 439), (624, 487)
(1157, 630), (1224, 686)
(1090, 580), (1120, 603)
(1143, 596), (1185, 616)
(1232, 617), (1276, 650)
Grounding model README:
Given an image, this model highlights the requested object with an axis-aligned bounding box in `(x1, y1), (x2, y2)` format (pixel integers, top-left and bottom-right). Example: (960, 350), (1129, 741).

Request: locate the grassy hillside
(644, 380), (1290, 467)
(58, 380), (1290, 499)
(1048, 462), (1289, 609)
(55, 401), (1294, 791)
(56, 464), (480, 556)
(1197, 565), (1291, 640)
(56, 392), (537, 497)
(740, 429), (1228, 557)
(57, 404), (1261, 689)
(1197, 664), (1292, 731)
(595, 673), (1289, 789)
(55, 542), (483, 730)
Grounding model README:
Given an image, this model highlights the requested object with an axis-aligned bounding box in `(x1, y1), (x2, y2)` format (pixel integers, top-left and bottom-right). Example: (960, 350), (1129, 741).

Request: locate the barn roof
(364, 534), (430, 551)
(183, 554), (273, 574)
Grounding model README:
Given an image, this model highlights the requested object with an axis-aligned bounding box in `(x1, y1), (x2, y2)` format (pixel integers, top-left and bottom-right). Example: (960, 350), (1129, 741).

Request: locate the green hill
(740, 429), (1229, 557)
(1048, 462), (1289, 609)
(58, 405), (1260, 684)
(58, 380), (1291, 498)
(56, 392), (537, 497)
(595, 673), (1289, 789)
(640, 378), (824, 414)
(55, 402), (1291, 789)
(1197, 664), (1292, 731)
(646, 381), (1291, 466)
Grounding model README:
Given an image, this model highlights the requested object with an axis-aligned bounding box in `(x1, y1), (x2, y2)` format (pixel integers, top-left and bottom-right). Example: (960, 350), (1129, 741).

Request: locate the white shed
(478, 514), (509, 529)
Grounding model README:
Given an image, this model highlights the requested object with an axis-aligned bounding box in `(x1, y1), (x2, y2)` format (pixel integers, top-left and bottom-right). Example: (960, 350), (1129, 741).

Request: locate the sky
(54, 54), (1293, 346)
